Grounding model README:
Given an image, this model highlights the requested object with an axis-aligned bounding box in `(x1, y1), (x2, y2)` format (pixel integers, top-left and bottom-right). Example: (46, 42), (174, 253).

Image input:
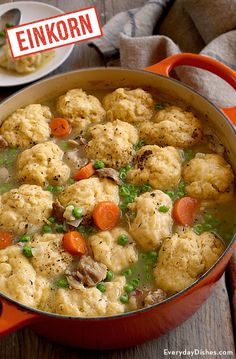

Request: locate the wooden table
(0, 1), (235, 358)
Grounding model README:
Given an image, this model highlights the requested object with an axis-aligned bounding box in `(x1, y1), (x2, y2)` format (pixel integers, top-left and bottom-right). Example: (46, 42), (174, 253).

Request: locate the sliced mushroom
(68, 255), (107, 287)
(66, 150), (89, 170)
(52, 200), (65, 223)
(96, 168), (122, 185)
(0, 167), (9, 184)
(143, 289), (167, 307)
(0, 136), (8, 148)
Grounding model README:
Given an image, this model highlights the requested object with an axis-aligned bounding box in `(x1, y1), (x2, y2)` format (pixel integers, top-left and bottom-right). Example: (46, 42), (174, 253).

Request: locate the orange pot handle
(0, 298), (39, 336)
(145, 53), (236, 125)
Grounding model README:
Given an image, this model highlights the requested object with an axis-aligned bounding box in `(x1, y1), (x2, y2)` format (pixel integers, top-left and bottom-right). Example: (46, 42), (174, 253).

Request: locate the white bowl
(0, 1), (74, 87)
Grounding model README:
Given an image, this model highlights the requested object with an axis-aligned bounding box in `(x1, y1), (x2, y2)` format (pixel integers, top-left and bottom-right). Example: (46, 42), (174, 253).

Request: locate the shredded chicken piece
(144, 289), (167, 307)
(0, 135), (8, 148)
(96, 168), (122, 185)
(66, 150), (89, 170)
(68, 255), (107, 287)
(52, 200), (65, 223)
(0, 167), (9, 184)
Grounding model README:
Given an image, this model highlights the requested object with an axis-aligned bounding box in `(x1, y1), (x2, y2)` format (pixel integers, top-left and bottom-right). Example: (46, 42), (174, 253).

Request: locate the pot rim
(0, 66), (235, 321)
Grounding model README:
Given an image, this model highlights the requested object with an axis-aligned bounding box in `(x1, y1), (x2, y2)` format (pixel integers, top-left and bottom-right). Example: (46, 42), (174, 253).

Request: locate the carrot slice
(50, 118), (71, 137)
(0, 231), (12, 249)
(74, 163), (96, 181)
(93, 201), (121, 230)
(172, 196), (199, 226)
(62, 231), (87, 256)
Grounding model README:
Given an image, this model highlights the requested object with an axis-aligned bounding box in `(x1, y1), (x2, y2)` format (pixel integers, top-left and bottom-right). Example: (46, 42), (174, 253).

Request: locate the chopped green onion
(55, 223), (65, 233)
(122, 268), (132, 277)
(193, 224), (204, 235)
(0, 31), (6, 37)
(72, 207), (83, 219)
(141, 183), (152, 193)
(133, 139), (146, 151)
(19, 234), (30, 243)
(130, 278), (140, 288)
(5, 23), (14, 28)
(203, 213), (220, 226)
(124, 284), (134, 294)
(125, 164), (132, 171)
(105, 270), (113, 282)
(56, 277), (69, 288)
(119, 168), (128, 181)
(119, 185), (130, 197)
(5, 159), (13, 167)
(184, 149), (194, 162)
(42, 224), (52, 233)
(120, 294), (129, 304)
(48, 216), (56, 224)
(59, 141), (70, 150)
(155, 103), (165, 110)
(158, 205), (169, 213)
(23, 246), (33, 258)
(96, 283), (106, 293)
(93, 160), (105, 169)
(117, 234), (128, 246)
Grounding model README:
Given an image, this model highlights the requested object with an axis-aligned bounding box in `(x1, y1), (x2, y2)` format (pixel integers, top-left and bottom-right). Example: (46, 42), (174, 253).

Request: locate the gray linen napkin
(90, 0), (236, 108)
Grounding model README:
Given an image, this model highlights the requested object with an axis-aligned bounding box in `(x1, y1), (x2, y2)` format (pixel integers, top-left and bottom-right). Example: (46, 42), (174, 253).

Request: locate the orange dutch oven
(0, 53), (236, 349)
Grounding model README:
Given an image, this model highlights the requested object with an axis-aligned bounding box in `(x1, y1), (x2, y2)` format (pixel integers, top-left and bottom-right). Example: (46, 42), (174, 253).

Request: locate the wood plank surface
(0, 1), (235, 358)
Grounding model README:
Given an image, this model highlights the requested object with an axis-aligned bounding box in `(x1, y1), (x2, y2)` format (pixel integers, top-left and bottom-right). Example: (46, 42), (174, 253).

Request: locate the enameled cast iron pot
(0, 53), (236, 349)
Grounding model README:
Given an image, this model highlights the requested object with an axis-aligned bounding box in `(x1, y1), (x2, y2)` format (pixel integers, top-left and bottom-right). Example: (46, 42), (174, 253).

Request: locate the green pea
(204, 213), (220, 226)
(56, 278), (69, 288)
(68, 178), (75, 185)
(158, 205), (169, 213)
(155, 103), (165, 110)
(165, 190), (175, 200)
(5, 159), (13, 167)
(130, 278), (140, 288)
(19, 234), (30, 243)
(42, 224), (52, 233)
(23, 246), (33, 258)
(117, 234), (128, 246)
(53, 185), (64, 193)
(72, 207), (83, 218)
(55, 223), (65, 233)
(124, 284), (134, 294)
(122, 268), (132, 277)
(141, 183), (152, 193)
(133, 139), (146, 151)
(140, 252), (148, 261)
(147, 251), (158, 262)
(59, 142), (70, 150)
(48, 216), (56, 224)
(0, 183), (13, 194)
(96, 283), (106, 293)
(47, 185), (54, 192)
(93, 160), (105, 169)
(8, 148), (18, 156)
(120, 294), (129, 304)
(105, 270), (113, 282)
